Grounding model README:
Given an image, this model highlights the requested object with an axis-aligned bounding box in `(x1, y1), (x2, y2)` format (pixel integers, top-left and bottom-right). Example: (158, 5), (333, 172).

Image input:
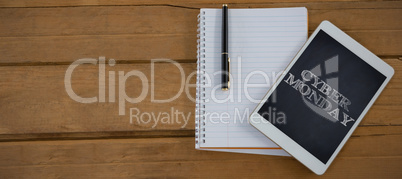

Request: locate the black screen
(258, 30), (386, 164)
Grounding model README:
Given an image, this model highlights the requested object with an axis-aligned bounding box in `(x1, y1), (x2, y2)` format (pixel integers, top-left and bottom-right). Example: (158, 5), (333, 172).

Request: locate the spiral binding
(195, 10), (206, 148)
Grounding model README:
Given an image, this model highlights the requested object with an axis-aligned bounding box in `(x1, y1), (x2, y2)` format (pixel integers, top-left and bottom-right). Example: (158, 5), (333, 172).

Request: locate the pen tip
(223, 4), (227, 7)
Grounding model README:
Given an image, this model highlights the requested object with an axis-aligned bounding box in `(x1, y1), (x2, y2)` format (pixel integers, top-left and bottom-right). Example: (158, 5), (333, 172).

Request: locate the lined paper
(199, 8), (307, 149)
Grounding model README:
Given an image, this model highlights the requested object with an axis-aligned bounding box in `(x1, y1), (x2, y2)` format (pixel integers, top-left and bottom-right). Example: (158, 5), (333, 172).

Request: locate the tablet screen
(257, 30), (386, 164)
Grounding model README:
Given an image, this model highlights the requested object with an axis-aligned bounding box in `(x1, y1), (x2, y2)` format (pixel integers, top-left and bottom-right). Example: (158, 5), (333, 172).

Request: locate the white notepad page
(197, 7), (307, 154)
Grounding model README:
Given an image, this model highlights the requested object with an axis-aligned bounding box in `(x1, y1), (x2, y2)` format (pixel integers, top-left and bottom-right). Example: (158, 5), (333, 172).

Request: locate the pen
(222, 4), (230, 91)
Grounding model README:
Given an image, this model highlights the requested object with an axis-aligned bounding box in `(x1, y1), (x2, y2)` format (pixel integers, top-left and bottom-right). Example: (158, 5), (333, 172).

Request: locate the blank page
(199, 7), (307, 148)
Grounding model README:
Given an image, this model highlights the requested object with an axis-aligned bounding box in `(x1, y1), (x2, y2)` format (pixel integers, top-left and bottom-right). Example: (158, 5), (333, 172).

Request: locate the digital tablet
(250, 21), (394, 175)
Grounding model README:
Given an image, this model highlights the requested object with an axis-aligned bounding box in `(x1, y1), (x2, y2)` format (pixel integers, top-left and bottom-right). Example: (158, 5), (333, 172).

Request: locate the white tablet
(250, 21), (394, 175)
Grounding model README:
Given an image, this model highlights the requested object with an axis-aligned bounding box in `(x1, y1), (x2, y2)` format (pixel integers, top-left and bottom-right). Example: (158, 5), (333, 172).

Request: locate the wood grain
(0, 59), (400, 141)
(0, 0), (400, 8)
(0, 35), (197, 64)
(0, 32), (401, 64)
(1, 3), (400, 37)
(0, 158), (399, 178)
(0, 2), (401, 64)
(0, 0), (400, 177)
(0, 63), (197, 135)
(0, 6), (198, 37)
(0, 136), (400, 178)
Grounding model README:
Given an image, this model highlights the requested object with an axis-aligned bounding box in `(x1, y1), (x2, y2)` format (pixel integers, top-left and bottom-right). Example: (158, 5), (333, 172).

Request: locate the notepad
(195, 7), (308, 156)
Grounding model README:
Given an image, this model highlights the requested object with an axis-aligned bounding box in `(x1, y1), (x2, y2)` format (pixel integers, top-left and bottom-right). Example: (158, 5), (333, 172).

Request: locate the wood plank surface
(1, 31), (401, 64)
(0, 0), (400, 8)
(1, 3), (400, 37)
(0, 135), (400, 178)
(0, 35), (197, 64)
(0, 63), (197, 135)
(0, 0), (401, 178)
(0, 157), (400, 178)
(0, 2), (401, 64)
(0, 58), (400, 141)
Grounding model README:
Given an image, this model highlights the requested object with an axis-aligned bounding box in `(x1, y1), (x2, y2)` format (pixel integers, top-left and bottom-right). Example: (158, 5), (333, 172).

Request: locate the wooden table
(0, 0), (401, 178)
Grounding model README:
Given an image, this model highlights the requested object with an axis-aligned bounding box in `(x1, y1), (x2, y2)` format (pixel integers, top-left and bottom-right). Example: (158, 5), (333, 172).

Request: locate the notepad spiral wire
(195, 10), (206, 148)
